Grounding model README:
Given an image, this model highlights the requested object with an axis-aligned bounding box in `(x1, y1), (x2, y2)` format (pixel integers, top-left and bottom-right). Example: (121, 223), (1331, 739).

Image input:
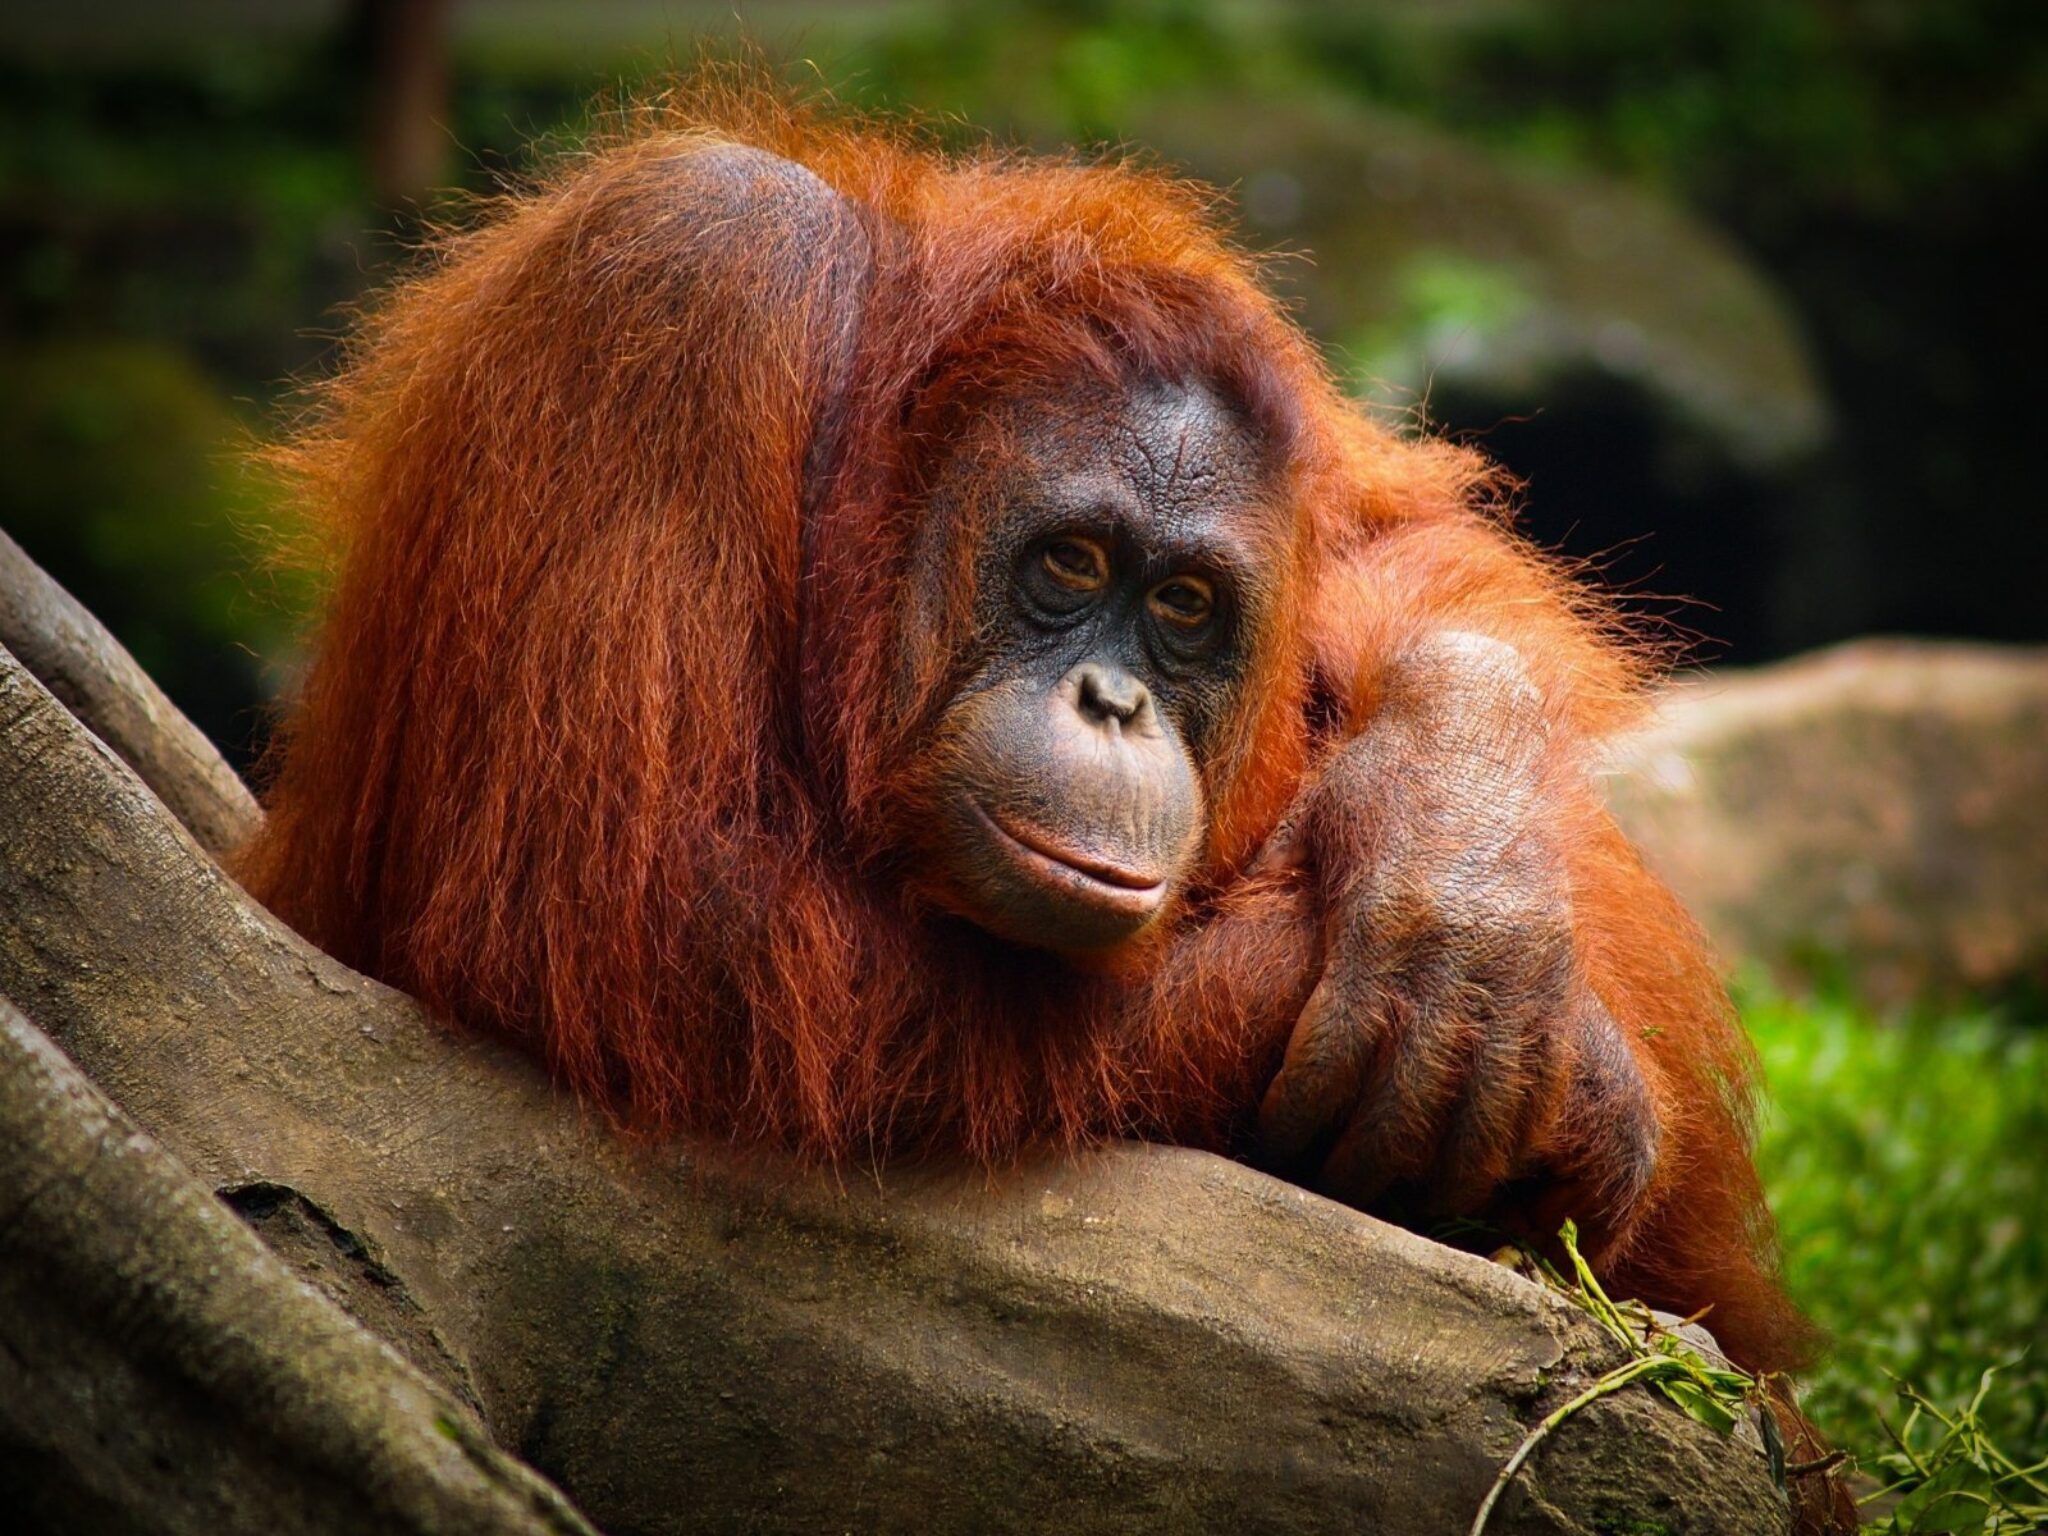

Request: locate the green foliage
(1744, 977), (2048, 1463)
(0, 340), (304, 757)
(830, 0), (1262, 145)
(1290, 0), (2048, 225)
(1480, 991), (2048, 1528)
(1472, 1220), (1763, 1536)
(1337, 252), (1532, 395)
(1862, 1370), (2048, 1535)
(0, 57), (366, 386)
(780, 0), (2046, 221)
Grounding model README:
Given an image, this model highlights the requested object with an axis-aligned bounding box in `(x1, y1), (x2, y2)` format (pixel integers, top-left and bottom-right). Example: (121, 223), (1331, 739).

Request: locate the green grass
(1744, 976), (2048, 1467)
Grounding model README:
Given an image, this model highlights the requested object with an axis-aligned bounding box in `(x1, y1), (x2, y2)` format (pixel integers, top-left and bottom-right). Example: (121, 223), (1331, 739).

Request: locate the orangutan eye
(1148, 575), (1215, 628)
(1042, 537), (1109, 591)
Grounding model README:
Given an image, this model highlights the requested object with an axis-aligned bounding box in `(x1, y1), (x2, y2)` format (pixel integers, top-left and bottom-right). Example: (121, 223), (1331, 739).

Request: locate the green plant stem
(1468, 1355), (1667, 1536)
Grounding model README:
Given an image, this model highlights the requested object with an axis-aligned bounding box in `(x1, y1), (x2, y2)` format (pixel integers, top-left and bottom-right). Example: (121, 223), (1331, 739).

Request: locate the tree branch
(0, 996), (596, 1536)
(0, 527), (260, 861)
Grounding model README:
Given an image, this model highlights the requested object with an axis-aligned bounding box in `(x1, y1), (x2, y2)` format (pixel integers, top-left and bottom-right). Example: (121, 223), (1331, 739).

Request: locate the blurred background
(3, 0), (2043, 1494)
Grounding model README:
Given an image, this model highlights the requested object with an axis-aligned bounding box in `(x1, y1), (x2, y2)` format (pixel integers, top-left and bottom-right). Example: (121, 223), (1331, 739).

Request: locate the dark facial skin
(913, 376), (1276, 954)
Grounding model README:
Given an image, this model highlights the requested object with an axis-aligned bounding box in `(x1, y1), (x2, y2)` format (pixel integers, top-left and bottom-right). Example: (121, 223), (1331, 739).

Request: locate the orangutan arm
(1253, 628), (1662, 1244)
(1249, 512), (1747, 1279)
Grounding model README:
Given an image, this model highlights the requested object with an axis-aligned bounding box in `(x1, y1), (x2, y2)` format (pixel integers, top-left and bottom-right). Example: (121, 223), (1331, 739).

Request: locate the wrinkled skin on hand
(1256, 633), (1661, 1247)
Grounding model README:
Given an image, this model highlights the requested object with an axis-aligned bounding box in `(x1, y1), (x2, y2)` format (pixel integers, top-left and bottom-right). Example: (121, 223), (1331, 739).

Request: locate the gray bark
(0, 527), (259, 861)
(0, 998), (595, 1536)
(0, 542), (1792, 1535)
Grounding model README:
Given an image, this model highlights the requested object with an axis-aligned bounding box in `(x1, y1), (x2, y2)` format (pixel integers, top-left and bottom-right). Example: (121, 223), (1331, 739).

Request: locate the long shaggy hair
(240, 75), (1815, 1390)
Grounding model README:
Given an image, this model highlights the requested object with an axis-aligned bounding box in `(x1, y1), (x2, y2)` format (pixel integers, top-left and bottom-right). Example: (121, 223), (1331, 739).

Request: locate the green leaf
(1658, 1378), (1741, 1436)
(1887, 1458), (1994, 1536)
(1758, 1402), (1786, 1490)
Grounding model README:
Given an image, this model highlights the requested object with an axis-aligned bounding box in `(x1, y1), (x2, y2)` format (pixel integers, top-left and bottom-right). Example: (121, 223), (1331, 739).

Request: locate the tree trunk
(350, 0), (454, 208)
(0, 540), (1792, 1535)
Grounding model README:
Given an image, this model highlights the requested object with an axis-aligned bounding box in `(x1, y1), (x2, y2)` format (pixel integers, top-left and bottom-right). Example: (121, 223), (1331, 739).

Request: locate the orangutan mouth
(971, 802), (1166, 897)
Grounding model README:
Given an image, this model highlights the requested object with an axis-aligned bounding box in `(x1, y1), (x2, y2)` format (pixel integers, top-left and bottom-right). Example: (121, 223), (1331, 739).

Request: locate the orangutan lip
(970, 802), (1164, 894)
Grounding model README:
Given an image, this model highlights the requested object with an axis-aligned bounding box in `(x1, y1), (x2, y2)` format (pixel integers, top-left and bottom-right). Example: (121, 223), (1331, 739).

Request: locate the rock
(1607, 639), (2048, 1003)
(1124, 90), (1828, 470)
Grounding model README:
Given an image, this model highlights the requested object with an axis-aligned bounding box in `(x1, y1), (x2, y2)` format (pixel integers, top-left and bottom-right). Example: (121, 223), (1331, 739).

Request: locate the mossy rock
(1123, 90), (1828, 469)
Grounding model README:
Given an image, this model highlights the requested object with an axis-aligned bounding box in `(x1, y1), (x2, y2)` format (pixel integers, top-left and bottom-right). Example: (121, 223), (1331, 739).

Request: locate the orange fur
(242, 78), (1813, 1397)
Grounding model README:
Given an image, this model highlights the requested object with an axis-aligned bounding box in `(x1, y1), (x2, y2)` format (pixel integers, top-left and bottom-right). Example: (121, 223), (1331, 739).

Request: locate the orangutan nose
(1072, 662), (1152, 730)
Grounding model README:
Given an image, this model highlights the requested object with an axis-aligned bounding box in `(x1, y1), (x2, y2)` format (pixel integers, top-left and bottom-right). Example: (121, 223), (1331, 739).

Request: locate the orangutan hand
(1255, 632), (1661, 1237)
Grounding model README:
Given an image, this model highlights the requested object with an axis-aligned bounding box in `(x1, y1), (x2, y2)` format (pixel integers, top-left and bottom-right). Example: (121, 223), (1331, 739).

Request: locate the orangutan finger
(1519, 999), (1663, 1249)
(1245, 807), (1311, 879)
(1566, 1000), (1662, 1222)
(1256, 973), (1387, 1169)
(1313, 988), (1476, 1209)
(1422, 997), (1550, 1220)
(1423, 912), (1576, 1217)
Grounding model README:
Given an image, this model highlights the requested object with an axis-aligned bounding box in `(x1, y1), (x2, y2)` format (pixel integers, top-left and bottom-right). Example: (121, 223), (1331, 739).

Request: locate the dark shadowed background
(3, 0), (2043, 1496)
(5, 0), (2043, 767)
